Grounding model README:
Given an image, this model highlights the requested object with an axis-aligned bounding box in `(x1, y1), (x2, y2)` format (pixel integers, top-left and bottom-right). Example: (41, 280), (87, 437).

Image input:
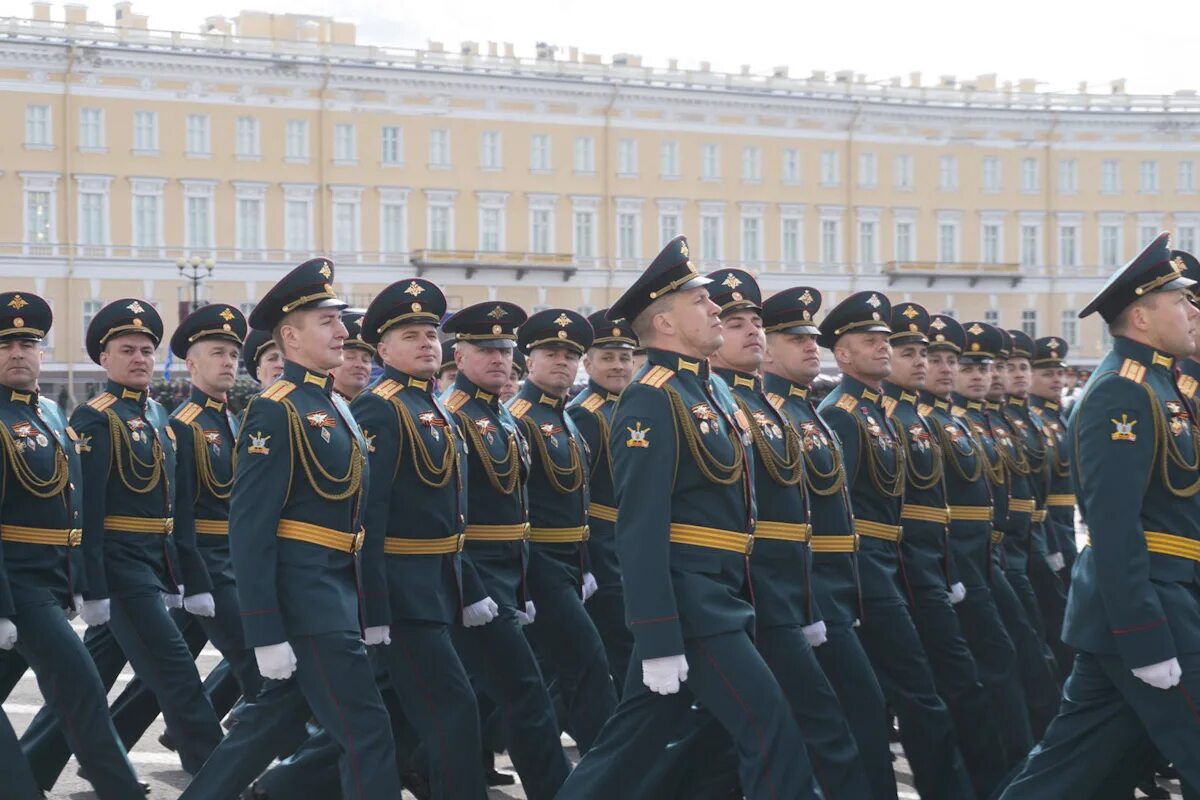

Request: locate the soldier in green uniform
(1178, 251), (1200, 424)
(762, 286), (898, 799)
(350, 278), (486, 799)
(1001, 233), (1200, 797)
(441, 301), (572, 800)
(435, 340), (457, 394)
(567, 309), (636, 696)
(0, 292), (144, 799)
(882, 302), (1009, 796)
(509, 308), (617, 752)
(558, 237), (815, 799)
(817, 290), (975, 800)
(178, 258), (401, 800)
(1028, 336), (1078, 585)
(244, 329), (284, 386)
(331, 311), (373, 402)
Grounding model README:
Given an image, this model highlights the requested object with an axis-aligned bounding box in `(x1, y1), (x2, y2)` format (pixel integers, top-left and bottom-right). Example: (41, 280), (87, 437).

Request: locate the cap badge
(13, 318), (23, 328)
(7, 295), (27, 310)
(799, 290), (814, 304)
(679, 241), (689, 257)
(404, 281), (425, 297)
(491, 324), (502, 334)
(127, 301), (146, 314)
(1048, 339), (1060, 351)
(487, 306), (507, 320)
(318, 262), (332, 279)
(554, 313), (572, 327)
(930, 318), (946, 330)
(802, 310), (811, 320)
(219, 307), (235, 321)
(412, 302), (422, 313)
(866, 294), (882, 308)
(967, 323), (984, 336)
(731, 292), (743, 302)
(557, 330), (568, 339)
(612, 327), (621, 338)
(132, 318), (143, 327)
(902, 305), (919, 319)
(722, 274), (742, 289)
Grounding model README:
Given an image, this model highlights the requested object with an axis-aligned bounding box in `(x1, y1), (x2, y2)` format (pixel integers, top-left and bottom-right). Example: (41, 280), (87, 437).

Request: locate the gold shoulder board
(172, 401), (203, 426)
(917, 403), (933, 417)
(951, 406), (968, 417)
(1118, 358), (1146, 385)
(766, 392), (785, 411)
(261, 380), (297, 402)
(86, 392), (116, 412)
(371, 379), (403, 400)
(444, 389), (470, 413)
(581, 394), (605, 413)
(834, 394), (857, 413)
(508, 398), (532, 419)
(639, 366), (675, 388)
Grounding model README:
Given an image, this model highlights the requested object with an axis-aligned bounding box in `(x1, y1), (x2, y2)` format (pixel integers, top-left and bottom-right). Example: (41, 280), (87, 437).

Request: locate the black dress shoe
(77, 766), (151, 794)
(139, 780), (151, 795)
(241, 781), (266, 800)
(158, 731), (176, 751)
(1136, 776), (1170, 800)
(486, 768), (516, 787)
(401, 771), (432, 800)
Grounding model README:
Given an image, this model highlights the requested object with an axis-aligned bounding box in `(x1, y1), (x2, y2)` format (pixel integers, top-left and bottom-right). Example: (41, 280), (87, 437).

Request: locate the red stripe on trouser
(306, 637), (365, 800)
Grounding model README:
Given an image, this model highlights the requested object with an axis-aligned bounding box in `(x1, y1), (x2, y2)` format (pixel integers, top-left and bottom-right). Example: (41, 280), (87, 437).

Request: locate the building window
(1021, 158), (1039, 193)
(235, 116), (259, 158)
(429, 129), (451, 167)
(938, 155), (958, 191)
(616, 139), (637, 176)
(617, 212), (640, 259)
(132, 189), (161, 250)
(574, 137), (595, 174)
(782, 149), (800, 184)
(982, 157), (1002, 192)
(1021, 309), (1038, 338)
(428, 205), (452, 250)
(332, 201), (359, 253)
(895, 221), (914, 262)
(857, 152), (877, 188)
(185, 114), (209, 156)
(479, 131), (501, 170)
(185, 196), (212, 249)
(1101, 160), (1120, 194)
(1020, 224), (1040, 267)
(1100, 225), (1122, 268)
(820, 151), (839, 186)
(333, 123), (356, 163)
(26, 105), (51, 147)
(133, 111), (158, 153)
(1058, 160), (1078, 194)
(1178, 225), (1197, 254)
(1061, 310), (1078, 348)
(742, 146), (762, 182)
(741, 216), (762, 262)
(781, 218), (802, 265)
(78, 190), (107, 247)
(894, 155), (914, 189)
(858, 220), (877, 265)
(573, 210), (595, 258)
(660, 141), (680, 178)
(938, 222), (959, 262)
(701, 215), (722, 261)
(702, 144), (721, 180)
(285, 120), (309, 161)
(660, 214), (680, 249)
(1139, 225), (1158, 248)
(530, 208), (553, 254)
(1140, 160), (1160, 194)
(1059, 225), (1078, 267)
(480, 207), (503, 252)
(285, 199), (311, 253)
(984, 308), (1000, 328)
(236, 197), (264, 253)
(79, 107), (104, 150)
(531, 134), (552, 172)
(982, 223), (1001, 263)
(1180, 161), (1196, 193)
(381, 126), (404, 166)
(82, 300), (102, 348)
(820, 219), (840, 264)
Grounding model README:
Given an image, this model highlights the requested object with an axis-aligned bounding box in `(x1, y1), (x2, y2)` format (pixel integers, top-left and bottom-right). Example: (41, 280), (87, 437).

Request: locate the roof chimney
(31, 2), (50, 21)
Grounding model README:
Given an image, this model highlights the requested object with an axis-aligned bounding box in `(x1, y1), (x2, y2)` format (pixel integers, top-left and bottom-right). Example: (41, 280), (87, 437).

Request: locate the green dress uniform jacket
(566, 381), (621, 590)
(1028, 395), (1077, 565)
(986, 401), (1036, 573)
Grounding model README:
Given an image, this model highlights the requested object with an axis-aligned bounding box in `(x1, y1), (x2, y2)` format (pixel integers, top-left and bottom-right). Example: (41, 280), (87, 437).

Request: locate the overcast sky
(5, 0), (1200, 96)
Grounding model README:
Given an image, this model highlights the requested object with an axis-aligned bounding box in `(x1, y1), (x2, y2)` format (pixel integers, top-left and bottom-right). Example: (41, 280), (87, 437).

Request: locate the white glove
(949, 582), (967, 605)
(515, 600), (536, 626)
(67, 594), (83, 621)
(462, 597), (499, 628)
(184, 592), (216, 618)
(255, 642), (297, 681)
(79, 599), (110, 626)
(802, 620), (828, 648)
(1046, 552), (1066, 572)
(581, 572), (598, 603)
(1132, 657), (1182, 690)
(363, 625), (391, 646)
(162, 585), (184, 609)
(642, 654), (689, 695)
(0, 619), (16, 651)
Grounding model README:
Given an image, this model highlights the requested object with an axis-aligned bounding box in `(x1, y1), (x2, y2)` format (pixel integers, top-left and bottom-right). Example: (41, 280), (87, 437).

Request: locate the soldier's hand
(67, 595), (84, 621)
(642, 655), (689, 695)
(462, 597), (499, 628)
(162, 586), (184, 610)
(363, 626), (391, 646)
(184, 592), (217, 618)
(255, 642), (298, 681)
(948, 582), (967, 604)
(0, 619), (16, 651)
(802, 621), (828, 648)
(515, 601), (536, 626)
(79, 599), (110, 627)
(1046, 552), (1066, 572)
(581, 572), (599, 603)
(1132, 657), (1182, 690)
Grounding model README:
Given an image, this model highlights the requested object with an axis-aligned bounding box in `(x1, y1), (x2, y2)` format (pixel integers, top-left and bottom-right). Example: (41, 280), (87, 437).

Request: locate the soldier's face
(889, 342), (928, 392)
(666, 287), (723, 357)
(437, 366), (458, 393)
(100, 333), (156, 390)
(0, 339), (42, 390)
(1143, 288), (1200, 358)
(379, 324), (440, 379)
(500, 367), (521, 403)
(836, 332), (892, 382)
(987, 359), (1007, 399)
(455, 342), (513, 394)
(713, 310), (765, 374)
(527, 345), (580, 396)
(332, 347), (373, 398)
(256, 345), (284, 386)
(1031, 367), (1064, 401)
(186, 340), (240, 395)
(927, 350), (958, 397)
(1004, 357), (1031, 397)
(283, 308), (347, 373)
(584, 348), (634, 395)
(764, 333), (822, 385)
(956, 362), (991, 400)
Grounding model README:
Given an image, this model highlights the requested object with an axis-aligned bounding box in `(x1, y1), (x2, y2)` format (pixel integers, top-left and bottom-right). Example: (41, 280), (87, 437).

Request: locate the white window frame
(982, 157), (1002, 193)
(660, 140), (680, 179)
(657, 199), (684, 250)
(285, 120), (310, 164)
(570, 195), (599, 261)
(574, 137), (595, 175)
(333, 123), (356, 165)
(1098, 216), (1124, 269)
(75, 174), (112, 253)
(378, 187), (410, 259)
(79, 107), (106, 152)
(615, 198), (643, 264)
(129, 177), (165, 255)
(698, 201), (725, 263)
(133, 110), (158, 155)
(282, 183), (316, 256)
(479, 131), (501, 171)
(1018, 213), (1044, 269)
(477, 196), (506, 254)
(819, 151), (839, 187)
(741, 146), (762, 183)
(1021, 309), (1038, 338)
(938, 155), (958, 191)
(818, 206), (843, 265)
(1058, 159), (1078, 195)
(701, 144), (721, 181)
(1140, 160), (1160, 194)
(25, 104), (51, 149)
(856, 210), (880, 267)
(429, 129), (451, 168)
(779, 204), (804, 267)
(181, 179), (217, 252)
(894, 210), (917, 262)
(233, 181), (268, 258)
(894, 154), (914, 190)
(424, 189), (457, 250)
(1101, 160), (1121, 194)
(1060, 309), (1079, 348)
(531, 134), (553, 173)
(527, 194), (557, 254)
(857, 152), (877, 188)
(937, 211), (962, 263)
(740, 203), (765, 264)
(1020, 158), (1039, 194)
(330, 185), (364, 260)
(782, 148), (801, 185)
(381, 125), (404, 167)
(616, 138), (637, 177)
(980, 215), (1004, 264)
(1179, 160), (1196, 194)
(185, 113), (210, 158)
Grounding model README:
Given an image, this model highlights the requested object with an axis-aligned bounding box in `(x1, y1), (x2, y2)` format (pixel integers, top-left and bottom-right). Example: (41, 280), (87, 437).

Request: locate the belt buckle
(163, 519), (175, 535)
(351, 529), (365, 554)
(744, 534), (755, 556)
(67, 528), (82, 547)
(582, 524), (590, 542)
(455, 533), (465, 552)
(522, 523), (531, 541)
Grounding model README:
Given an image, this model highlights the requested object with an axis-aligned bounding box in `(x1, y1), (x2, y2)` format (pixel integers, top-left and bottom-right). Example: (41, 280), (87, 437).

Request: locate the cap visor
(464, 339), (516, 349)
(680, 276), (713, 292)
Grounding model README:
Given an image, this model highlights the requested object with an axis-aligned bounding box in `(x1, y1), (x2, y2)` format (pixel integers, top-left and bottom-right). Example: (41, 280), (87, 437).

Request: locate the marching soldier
(707, 270), (872, 797)
(566, 309), (636, 696)
(179, 258), (401, 800)
(558, 237), (815, 799)
(1178, 250), (1200, 423)
(500, 347), (526, 404)
(0, 292), (144, 798)
(350, 278), (486, 799)
(762, 286), (898, 799)
(331, 311), (373, 402)
(1001, 233), (1200, 796)
(817, 291), (975, 799)
(1028, 336), (1078, 585)
(435, 340), (457, 394)
(952, 322), (1060, 741)
(441, 301), (572, 800)
(509, 308), (617, 752)
(244, 329), (284, 386)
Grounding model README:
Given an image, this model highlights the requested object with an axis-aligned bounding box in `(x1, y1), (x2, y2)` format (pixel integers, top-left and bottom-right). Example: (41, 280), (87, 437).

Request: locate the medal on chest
(908, 423), (932, 452)
(691, 402), (720, 435)
(126, 417), (148, 443)
(799, 420), (827, 452)
(1165, 401), (1190, 437)
(418, 410), (447, 441)
(11, 420), (48, 451)
(752, 410), (783, 440)
(539, 422), (564, 447)
(862, 408), (893, 450)
(305, 410), (336, 443)
(202, 429), (222, 455)
(474, 417), (497, 445)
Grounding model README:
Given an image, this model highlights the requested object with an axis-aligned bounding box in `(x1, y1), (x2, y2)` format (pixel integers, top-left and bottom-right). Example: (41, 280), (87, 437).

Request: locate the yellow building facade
(4, 4), (1200, 398)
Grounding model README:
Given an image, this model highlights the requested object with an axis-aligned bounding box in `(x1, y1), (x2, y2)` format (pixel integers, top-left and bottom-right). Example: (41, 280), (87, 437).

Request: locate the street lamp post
(177, 255), (215, 312)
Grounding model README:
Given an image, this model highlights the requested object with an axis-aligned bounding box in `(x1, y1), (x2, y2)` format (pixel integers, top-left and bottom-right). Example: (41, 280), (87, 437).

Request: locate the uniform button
(69, 483), (75, 490)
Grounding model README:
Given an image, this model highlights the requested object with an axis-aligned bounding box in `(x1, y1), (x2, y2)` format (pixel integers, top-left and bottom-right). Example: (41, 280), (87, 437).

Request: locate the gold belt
(669, 523), (753, 555)
(809, 534), (859, 553)
(463, 523), (530, 542)
(104, 516), (173, 535)
(753, 521), (812, 543)
(991, 529), (1005, 545)
(1031, 510), (1048, 523)
(1087, 531), (1200, 563)
(529, 525), (590, 544)
(276, 519), (364, 554)
(588, 503), (618, 522)
(0, 525), (81, 547)
(194, 519), (229, 535)
(901, 505), (950, 524)
(1008, 498), (1036, 514)
(1046, 494), (1076, 507)
(384, 534), (464, 555)
(855, 519), (903, 543)
(949, 505), (993, 522)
